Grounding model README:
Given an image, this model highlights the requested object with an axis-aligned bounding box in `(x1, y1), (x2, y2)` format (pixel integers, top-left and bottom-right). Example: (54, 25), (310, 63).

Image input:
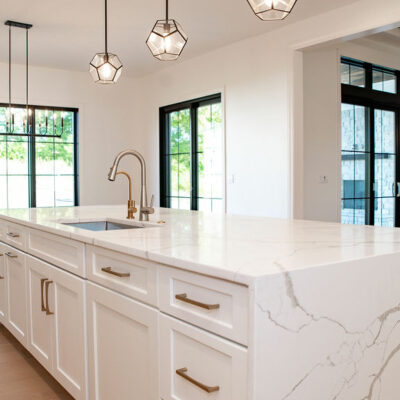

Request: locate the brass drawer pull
(176, 368), (220, 393)
(45, 280), (54, 315)
(101, 267), (130, 278)
(40, 278), (48, 312)
(0, 275), (4, 280)
(175, 293), (220, 310)
(4, 252), (17, 258)
(6, 232), (19, 238)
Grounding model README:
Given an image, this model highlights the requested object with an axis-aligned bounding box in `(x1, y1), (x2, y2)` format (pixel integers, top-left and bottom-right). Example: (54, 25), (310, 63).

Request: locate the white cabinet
(26, 256), (53, 371)
(26, 255), (88, 400)
(0, 243), (7, 324)
(87, 281), (159, 400)
(4, 246), (27, 345)
(160, 314), (247, 400)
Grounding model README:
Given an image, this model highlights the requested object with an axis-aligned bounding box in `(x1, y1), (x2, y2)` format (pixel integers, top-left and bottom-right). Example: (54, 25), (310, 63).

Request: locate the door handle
(175, 293), (220, 310)
(176, 368), (220, 393)
(40, 278), (48, 312)
(4, 252), (17, 258)
(101, 267), (130, 278)
(45, 280), (54, 315)
(397, 182), (400, 198)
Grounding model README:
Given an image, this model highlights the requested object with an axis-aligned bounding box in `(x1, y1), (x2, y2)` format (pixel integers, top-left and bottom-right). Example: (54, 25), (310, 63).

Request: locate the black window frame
(159, 93), (222, 210)
(341, 57), (400, 226)
(0, 103), (79, 208)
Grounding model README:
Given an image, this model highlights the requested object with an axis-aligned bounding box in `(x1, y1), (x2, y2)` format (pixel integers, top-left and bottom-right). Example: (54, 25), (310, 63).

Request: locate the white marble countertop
(1, 205), (400, 285)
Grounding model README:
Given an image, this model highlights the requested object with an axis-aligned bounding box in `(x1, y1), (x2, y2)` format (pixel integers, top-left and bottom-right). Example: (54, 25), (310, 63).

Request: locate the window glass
(0, 106), (77, 208)
(373, 69), (397, 94)
(161, 95), (224, 213)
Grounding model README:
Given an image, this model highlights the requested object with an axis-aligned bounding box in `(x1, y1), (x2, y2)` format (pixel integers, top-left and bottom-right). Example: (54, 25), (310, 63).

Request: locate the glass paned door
(341, 104), (371, 225)
(374, 109), (396, 227)
(341, 104), (399, 227)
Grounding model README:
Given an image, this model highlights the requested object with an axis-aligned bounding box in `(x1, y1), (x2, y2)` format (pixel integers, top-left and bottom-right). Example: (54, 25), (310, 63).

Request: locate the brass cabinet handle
(0, 253), (3, 256)
(6, 232), (19, 238)
(45, 280), (54, 315)
(101, 267), (130, 278)
(4, 252), (17, 258)
(176, 368), (220, 393)
(0, 275), (4, 280)
(175, 293), (220, 310)
(40, 278), (48, 312)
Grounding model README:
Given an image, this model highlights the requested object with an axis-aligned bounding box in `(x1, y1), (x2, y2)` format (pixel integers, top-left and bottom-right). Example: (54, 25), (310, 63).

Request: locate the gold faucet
(116, 171), (137, 219)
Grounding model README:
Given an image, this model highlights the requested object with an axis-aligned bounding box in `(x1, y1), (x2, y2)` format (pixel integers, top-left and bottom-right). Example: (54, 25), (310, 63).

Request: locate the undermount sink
(62, 220), (145, 231)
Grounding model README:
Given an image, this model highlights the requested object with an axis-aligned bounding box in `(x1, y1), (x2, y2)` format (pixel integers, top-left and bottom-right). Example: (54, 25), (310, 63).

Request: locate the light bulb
(164, 36), (171, 53)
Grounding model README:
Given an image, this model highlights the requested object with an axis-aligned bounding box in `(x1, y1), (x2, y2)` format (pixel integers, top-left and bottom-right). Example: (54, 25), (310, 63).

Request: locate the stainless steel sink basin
(62, 220), (144, 231)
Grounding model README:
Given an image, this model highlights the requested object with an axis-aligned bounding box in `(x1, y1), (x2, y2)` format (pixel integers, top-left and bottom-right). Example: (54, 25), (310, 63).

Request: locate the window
(0, 105), (78, 208)
(341, 58), (400, 227)
(160, 94), (224, 213)
(373, 68), (397, 94)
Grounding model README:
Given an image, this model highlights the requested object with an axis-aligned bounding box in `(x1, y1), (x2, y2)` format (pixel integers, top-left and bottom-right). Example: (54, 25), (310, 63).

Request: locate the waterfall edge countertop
(2, 205), (400, 399)
(0, 205), (400, 285)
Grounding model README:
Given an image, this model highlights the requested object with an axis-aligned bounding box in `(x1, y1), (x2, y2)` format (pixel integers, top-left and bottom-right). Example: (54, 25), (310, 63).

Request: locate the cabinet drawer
(160, 314), (247, 400)
(159, 266), (248, 345)
(86, 245), (158, 306)
(27, 229), (85, 277)
(3, 221), (27, 251)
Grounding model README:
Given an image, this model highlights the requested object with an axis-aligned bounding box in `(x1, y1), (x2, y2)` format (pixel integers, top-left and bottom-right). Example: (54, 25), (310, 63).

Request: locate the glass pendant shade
(89, 52), (122, 84)
(247, 0), (298, 20)
(146, 20), (188, 61)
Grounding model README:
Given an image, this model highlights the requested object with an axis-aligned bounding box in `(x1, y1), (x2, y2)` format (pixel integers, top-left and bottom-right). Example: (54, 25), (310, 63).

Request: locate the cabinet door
(4, 247), (27, 345)
(47, 265), (88, 400)
(87, 282), (159, 400)
(26, 256), (53, 371)
(0, 244), (7, 324)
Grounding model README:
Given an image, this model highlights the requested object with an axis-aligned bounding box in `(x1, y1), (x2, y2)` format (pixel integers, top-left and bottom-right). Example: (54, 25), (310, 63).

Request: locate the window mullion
(190, 105), (198, 211)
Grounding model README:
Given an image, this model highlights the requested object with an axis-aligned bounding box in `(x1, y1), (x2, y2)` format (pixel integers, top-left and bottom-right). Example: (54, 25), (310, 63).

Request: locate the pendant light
(146, 0), (188, 61)
(247, 0), (298, 20)
(89, 0), (122, 84)
(1, 21), (64, 138)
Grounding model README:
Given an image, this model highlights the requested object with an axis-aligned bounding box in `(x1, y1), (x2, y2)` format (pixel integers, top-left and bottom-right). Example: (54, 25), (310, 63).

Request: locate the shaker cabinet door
(0, 244), (7, 324)
(26, 256), (53, 371)
(5, 247), (27, 345)
(87, 281), (159, 400)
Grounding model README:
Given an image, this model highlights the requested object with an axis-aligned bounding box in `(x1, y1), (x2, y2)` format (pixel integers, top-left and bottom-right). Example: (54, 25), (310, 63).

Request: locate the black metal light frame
(146, 0), (188, 61)
(1, 21), (64, 138)
(246, 0), (299, 21)
(89, 0), (123, 83)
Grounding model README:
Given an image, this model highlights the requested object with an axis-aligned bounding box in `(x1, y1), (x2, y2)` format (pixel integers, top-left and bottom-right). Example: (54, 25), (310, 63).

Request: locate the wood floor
(0, 324), (73, 400)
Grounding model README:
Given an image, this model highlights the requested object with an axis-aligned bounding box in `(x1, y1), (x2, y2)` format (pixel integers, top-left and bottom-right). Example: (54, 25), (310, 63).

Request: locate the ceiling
(0, 0), (359, 78)
(354, 28), (400, 51)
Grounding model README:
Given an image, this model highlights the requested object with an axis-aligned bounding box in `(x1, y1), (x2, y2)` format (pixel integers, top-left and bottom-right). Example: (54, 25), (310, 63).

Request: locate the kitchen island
(0, 205), (400, 399)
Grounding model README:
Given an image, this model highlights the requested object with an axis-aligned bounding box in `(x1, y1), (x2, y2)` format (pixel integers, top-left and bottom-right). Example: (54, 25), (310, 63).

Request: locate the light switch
(319, 175), (328, 184)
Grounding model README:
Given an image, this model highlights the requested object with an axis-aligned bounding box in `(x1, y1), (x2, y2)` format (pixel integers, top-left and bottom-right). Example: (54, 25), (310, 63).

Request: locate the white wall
(135, 0), (400, 219)
(302, 40), (400, 222)
(0, 62), (145, 206)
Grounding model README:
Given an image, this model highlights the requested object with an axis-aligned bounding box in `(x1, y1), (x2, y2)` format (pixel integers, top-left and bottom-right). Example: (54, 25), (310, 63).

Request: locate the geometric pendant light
(246, 0), (298, 21)
(89, 0), (123, 83)
(146, 0), (188, 61)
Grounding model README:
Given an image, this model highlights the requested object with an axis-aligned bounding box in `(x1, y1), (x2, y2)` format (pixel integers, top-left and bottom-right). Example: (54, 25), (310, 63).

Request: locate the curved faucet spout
(108, 149), (152, 221)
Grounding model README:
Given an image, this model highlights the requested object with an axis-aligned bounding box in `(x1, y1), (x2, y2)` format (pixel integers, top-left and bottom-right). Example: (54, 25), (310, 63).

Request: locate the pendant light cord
(8, 25), (11, 113)
(26, 28), (29, 124)
(105, 0), (108, 54)
(166, 0), (169, 22)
